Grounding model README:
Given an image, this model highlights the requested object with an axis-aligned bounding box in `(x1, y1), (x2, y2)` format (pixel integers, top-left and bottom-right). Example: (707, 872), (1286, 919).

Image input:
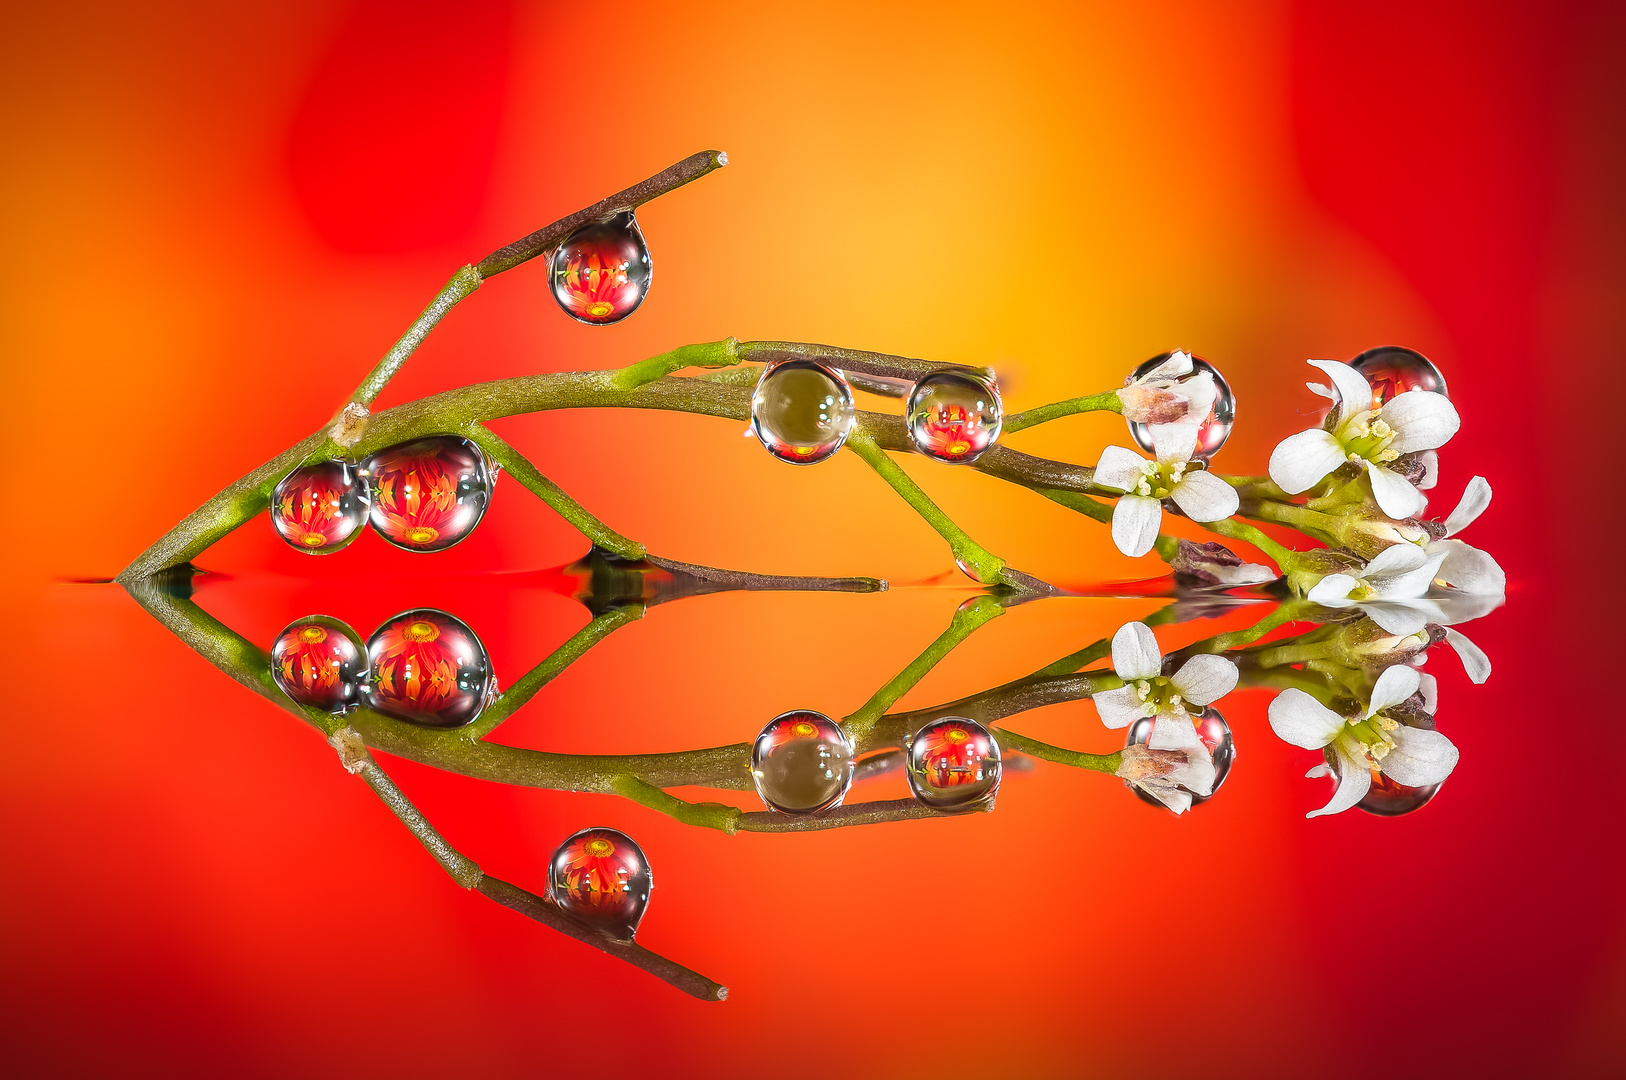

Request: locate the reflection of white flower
(1170, 539), (1278, 586)
(1427, 476), (1505, 595)
(1343, 592), (1499, 685)
(1307, 544), (1445, 605)
(1118, 350), (1219, 428)
(1268, 360), (1459, 518)
(1115, 744), (1215, 816)
(1268, 665), (1459, 818)
(1094, 424), (1239, 558)
(1092, 622), (1238, 756)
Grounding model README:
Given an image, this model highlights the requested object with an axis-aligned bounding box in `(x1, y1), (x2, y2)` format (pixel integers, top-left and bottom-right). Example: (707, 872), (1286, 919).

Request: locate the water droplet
(270, 460), (370, 554)
(1128, 352), (1235, 461)
(550, 211), (651, 325)
(1324, 751), (1443, 817)
(905, 717), (1002, 812)
(1125, 706), (1234, 809)
(362, 436), (492, 552)
(905, 370), (1003, 464)
(749, 360), (856, 465)
(270, 615), (368, 712)
(1350, 346), (1448, 408)
(548, 827), (652, 942)
(750, 710), (855, 813)
(365, 608), (494, 727)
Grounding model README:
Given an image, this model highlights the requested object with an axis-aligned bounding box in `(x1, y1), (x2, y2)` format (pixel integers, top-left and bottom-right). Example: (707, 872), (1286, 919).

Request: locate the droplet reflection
(362, 436), (493, 552)
(270, 460), (370, 554)
(1350, 345), (1448, 409)
(1125, 707), (1235, 810)
(905, 716), (1001, 812)
(270, 615), (368, 712)
(1127, 352), (1235, 461)
(750, 360), (856, 465)
(750, 710), (855, 813)
(548, 827), (652, 941)
(366, 608), (494, 727)
(550, 211), (652, 325)
(905, 370), (1003, 464)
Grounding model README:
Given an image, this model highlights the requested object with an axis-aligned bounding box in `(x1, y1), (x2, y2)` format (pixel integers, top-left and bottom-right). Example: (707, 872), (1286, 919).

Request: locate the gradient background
(3, 1), (1623, 1076)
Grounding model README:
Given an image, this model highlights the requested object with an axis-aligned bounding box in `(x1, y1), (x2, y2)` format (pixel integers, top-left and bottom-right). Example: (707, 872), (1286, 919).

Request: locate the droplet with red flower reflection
(1350, 345), (1449, 409)
(365, 608), (493, 727)
(1323, 750), (1443, 817)
(270, 460), (370, 554)
(270, 615), (369, 712)
(548, 827), (652, 942)
(749, 360), (856, 465)
(362, 436), (492, 552)
(750, 710), (855, 814)
(905, 370), (1003, 464)
(1125, 706), (1235, 812)
(550, 212), (652, 325)
(905, 716), (1002, 812)
(1127, 351), (1235, 461)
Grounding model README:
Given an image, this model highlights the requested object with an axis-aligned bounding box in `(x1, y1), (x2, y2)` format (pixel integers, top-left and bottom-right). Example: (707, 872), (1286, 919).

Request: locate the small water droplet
(270, 460), (370, 554)
(905, 717), (1001, 812)
(550, 211), (652, 325)
(362, 436), (493, 552)
(905, 370), (1003, 464)
(1128, 352), (1235, 461)
(1125, 706), (1234, 810)
(750, 710), (855, 813)
(749, 360), (856, 465)
(366, 608), (494, 727)
(270, 615), (368, 711)
(1350, 346), (1448, 408)
(548, 827), (652, 941)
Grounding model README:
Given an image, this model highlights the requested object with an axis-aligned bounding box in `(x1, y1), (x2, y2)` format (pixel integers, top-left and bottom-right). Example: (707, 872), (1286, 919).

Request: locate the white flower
(1427, 476), (1505, 595)
(1092, 621), (1239, 757)
(1170, 539), (1278, 586)
(1307, 543), (1448, 605)
(1118, 350), (1220, 428)
(1268, 359), (1460, 518)
(1115, 744), (1216, 816)
(1094, 424), (1239, 557)
(1267, 665), (1459, 818)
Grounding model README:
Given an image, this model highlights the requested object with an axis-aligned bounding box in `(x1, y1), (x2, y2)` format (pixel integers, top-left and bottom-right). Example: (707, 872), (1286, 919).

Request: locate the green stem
(610, 337), (743, 391)
(465, 423), (646, 559)
(1243, 499), (1340, 541)
(1003, 391), (1122, 433)
(350, 266), (482, 407)
(464, 605), (647, 739)
(1200, 517), (1298, 570)
(843, 432), (1009, 585)
(1178, 601), (1303, 655)
(843, 595), (1005, 738)
(994, 728), (1122, 774)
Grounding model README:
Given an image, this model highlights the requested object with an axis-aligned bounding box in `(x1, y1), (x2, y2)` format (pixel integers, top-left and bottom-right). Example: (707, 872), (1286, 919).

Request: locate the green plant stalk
(466, 423), (646, 559)
(993, 728), (1123, 774)
(842, 432), (1010, 585)
(843, 595), (1005, 738)
(1003, 391), (1122, 433)
(1179, 601), (1305, 655)
(349, 266), (483, 407)
(610, 337), (743, 390)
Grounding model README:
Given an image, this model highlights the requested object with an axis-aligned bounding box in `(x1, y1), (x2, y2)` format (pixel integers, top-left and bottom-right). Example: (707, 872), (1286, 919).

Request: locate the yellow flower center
(793, 445), (816, 457)
(406, 525), (439, 544)
(792, 721), (818, 737)
(404, 620), (441, 643)
(587, 301), (614, 318)
(298, 626), (328, 644)
(584, 838), (615, 858)
(300, 532), (327, 547)
(944, 728), (968, 745)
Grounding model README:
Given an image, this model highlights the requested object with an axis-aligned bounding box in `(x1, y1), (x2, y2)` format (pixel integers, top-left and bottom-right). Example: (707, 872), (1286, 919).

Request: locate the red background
(3, 2), (1622, 1076)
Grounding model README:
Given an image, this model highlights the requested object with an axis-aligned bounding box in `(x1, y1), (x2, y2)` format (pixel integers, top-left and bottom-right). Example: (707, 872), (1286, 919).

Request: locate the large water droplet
(362, 436), (493, 552)
(751, 710), (855, 813)
(905, 716), (1002, 812)
(270, 615), (368, 712)
(270, 460), (370, 554)
(1125, 706), (1234, 810)
(1324, 751), (1443, 817)
(366, 608), (494, 727)
(750, 360), (856, 465)
(1128, 352), (1235, 461)
(548, 827), (652, 942)
(1350, 346), (1448, 408)
(905, 370), (1003, 464)
(550, 211), (651, 325)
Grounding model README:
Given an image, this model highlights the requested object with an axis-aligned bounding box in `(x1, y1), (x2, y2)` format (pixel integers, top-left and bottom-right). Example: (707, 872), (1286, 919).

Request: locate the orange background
(3, 1), (1623, 1076)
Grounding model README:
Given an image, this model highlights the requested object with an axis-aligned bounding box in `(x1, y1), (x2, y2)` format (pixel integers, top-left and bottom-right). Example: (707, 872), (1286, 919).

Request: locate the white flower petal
(1379, 390), (1461, 454)
(1363, 542), (1428, 579)
(1138, 350), (1193, 382)
(1359, 600), (1435, 637)
(1267, 689), (1344, 750)
(1444, 627), (1491, 684)
(1382, 727), (1459, 788)
(1111, 495), (1163, 558)
(1306, 381), (1334, 401)
(1169, 469), (1238, 522)
(1178, 372), (1219, 424)
(1205, 561), (1278, 586)
(1416, 449), (1439, 490)
(1433, 539), (1506, 595)
(1364, 664), (1421, 719)
(1307, 359), (1374, 426)
(1418, 672), (1438, 714)
(1172, 752), (1217, 798)
(1305, 763), (1333, 779)
(1269, 429), (1347, 494)
(1442, 476), (1491, 537)
(1363, 461), (1426, 519)
(1307, 573), (1360, 603)
(1369, 550), (1448, 600)
(1150, 422), (1199, 465)
(1148, 711), (1202, 752)
(1137, 781), (1194, 815)
(1094, 444), (1148, 493)
(1110, 621), (1162, 681)
(1307, 746), (1372, 818)
(1169, 653), (1238, 706)
(1092, 686), (1149, 729)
